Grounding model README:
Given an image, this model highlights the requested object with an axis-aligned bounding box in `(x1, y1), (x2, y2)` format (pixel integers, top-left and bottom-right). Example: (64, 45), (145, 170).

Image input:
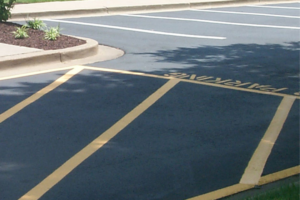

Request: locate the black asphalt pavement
(41, 82), (283, 200)
(1, 2), (299, 200)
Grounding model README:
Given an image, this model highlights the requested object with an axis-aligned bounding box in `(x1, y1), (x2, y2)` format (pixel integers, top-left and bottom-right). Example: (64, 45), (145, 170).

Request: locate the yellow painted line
(240, 96), (296, 184)
(19, 79), (179, 200)
(1, 65), (299, 99)
(187, 165), (300, 200)
(84, 66), (300, 99)
(178, 79), (300, 99)
(0, 66), (75, 81)
(190, 74), (197, 80)
(0, 67), (84, 124)
(83, 66), (166, 79)
(187, 184), (255, 200)
(258, 165), (300, 185)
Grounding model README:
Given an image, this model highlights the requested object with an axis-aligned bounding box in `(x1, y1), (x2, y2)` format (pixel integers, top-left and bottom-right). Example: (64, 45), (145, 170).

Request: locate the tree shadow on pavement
(135, 41), (300, 94)
(0, 41), (299, 200)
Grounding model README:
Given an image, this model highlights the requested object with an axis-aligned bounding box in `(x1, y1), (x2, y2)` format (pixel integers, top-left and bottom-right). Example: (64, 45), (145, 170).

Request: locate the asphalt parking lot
(1, 2), (299, 200)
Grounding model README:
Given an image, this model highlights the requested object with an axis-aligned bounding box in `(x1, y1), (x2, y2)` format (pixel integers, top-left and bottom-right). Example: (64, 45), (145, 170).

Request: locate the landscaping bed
(0, 22), (86, 50)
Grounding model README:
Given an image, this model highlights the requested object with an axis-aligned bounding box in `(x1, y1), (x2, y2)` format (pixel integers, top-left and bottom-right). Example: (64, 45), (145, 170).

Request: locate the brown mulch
(0, 22), (86, 50)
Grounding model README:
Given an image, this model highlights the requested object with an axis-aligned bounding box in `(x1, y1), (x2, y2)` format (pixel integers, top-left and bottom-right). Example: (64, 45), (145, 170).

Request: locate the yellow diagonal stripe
(240, 96), (296, 184)
(0, 66), (84, 124)
(19, 79), (179, 200)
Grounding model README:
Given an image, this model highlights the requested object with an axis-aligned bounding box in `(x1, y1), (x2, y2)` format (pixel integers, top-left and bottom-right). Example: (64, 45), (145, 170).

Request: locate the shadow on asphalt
(0, 42), (299, 200)
(134, 41), (300, 94)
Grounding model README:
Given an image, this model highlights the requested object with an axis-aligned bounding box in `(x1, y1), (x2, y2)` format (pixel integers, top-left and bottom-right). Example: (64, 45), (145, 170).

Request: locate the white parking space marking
(248, 5), (300, 10)
(191, 9), (300, 19)
(121, 14), (300, 30)
(44, 19), (226, 39)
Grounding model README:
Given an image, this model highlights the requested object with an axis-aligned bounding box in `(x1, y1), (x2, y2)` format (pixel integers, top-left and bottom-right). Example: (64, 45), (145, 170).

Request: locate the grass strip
(243, 182), (299, 200)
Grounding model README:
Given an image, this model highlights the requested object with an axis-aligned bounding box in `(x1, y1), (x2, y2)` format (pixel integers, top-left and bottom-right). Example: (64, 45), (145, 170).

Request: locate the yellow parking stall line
(258, 165), (300, 185)
(240, 96), (296, 184)
(187, 165), (300, 200)
(179, 79), (300, 99)
(187, 184), (255, 200)
(1, 65), (299, 99)
(84, 66), (300, 99)
(0, 66), (75, 81)
(19, 79), (180, 200)
(0, 66), (84, 124)
(190, 74), (197, 80)
(83, 66), (170, 79)
(3, 65), (298, 99)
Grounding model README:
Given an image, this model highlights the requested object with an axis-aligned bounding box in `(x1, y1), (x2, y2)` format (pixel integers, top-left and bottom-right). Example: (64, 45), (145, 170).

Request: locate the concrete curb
(11, 8), (108, 20)
(0, 37), (98, 70)
(11, 0), (299, 20)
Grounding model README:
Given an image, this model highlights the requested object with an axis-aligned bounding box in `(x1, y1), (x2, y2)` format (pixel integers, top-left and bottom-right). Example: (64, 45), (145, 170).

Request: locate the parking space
(263, 100), (299, 175)
(121, 11), (299, 29)
(1, 64), (299, 200)
(0, 69), (71, 114)
(2, 1), (299, 200)
(0, 67), (172, 199)
(41, 1), (299, 84)
(38, 78), (284, 200)
(197, 3), (300, 17)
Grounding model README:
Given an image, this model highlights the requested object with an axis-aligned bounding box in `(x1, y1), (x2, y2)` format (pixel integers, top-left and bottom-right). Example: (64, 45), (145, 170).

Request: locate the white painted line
(44, 19), (226, 40)
(191, 9), (300, 19)
(121, 14), (300, 30)
(248, 5), (300, 10)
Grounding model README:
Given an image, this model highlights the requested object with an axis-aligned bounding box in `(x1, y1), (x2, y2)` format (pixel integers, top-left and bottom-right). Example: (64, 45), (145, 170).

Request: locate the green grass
(15, 0), (81, 3)
(243, 183), (299, 200)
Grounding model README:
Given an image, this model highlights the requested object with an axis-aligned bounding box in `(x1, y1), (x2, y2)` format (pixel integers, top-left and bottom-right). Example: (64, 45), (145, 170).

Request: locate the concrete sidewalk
(0, 43), (41, 57)
(11, 0), (295, 20)
(1, 0), (297, 68)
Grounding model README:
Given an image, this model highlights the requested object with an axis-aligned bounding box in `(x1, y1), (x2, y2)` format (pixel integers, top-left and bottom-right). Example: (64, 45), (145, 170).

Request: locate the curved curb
(11, 0), (299, 20)
(0, 37), (98, 70)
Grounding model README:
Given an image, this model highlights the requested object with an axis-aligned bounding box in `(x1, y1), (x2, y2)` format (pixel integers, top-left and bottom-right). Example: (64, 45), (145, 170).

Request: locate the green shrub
(44, 25), (61, 41)
(12, 25), (29, 39)
(0, 0), (16, 22)
(26, 18), (46, 30)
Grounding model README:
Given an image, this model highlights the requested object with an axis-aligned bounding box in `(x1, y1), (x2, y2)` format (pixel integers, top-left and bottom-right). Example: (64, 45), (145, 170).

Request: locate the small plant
(26, 18), (46, 30)
(0, 0), (16, 22)
(44, 25), (61, 41)
(12, 25), (29, 39)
